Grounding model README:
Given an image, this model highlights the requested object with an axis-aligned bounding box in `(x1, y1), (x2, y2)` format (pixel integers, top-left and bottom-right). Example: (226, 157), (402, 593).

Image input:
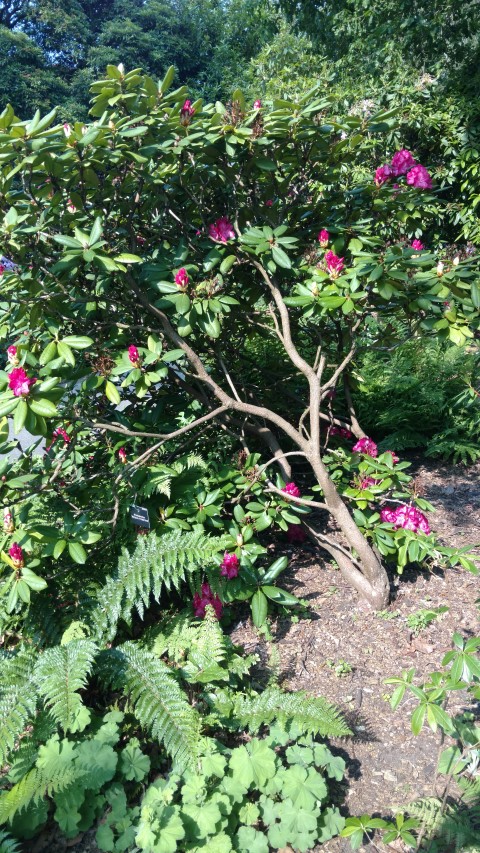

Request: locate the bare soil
(30, 457), (480, 853)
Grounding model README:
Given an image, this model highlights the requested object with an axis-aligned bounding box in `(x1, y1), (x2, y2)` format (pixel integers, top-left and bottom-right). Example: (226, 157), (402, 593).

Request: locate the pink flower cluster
(118, 448), (127, 464)
(330, 425), (353, 439)
(380, 504), (430, 534)
(220, 552), (239, 579)
(253, 99), (262, 109)
(209, 217), (235, 243)
(8, 367), (36, 397)
(325, 250), (344, 279)
(128, 345), (140, 367)
(9, 542), (24, 567)
(286, 524), (307, 543)
(318, 229), (330, 248)
(352, 436), (378, 457)
(282, 482), (301, 499)
(411, 239), (425, 251)
(193, 582), (222, 619)
(175, 268), (189, 288)
(375, 149), (432, 190)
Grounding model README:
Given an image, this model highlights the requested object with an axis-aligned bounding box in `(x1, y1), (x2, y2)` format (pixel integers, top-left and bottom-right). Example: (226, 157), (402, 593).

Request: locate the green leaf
(105, 381), (121, 405)
(261, 585), (300, 606)
(271, 245), (291, 268)
(236, 826), (269, 853)
(251, 589), (268, 627)
(262, 556), (288, 582)
(411, 704), (426, 735)
(281, 764), (327, 810)
(160, 65), (175, 94)
(21, 568), (47, 592)
(57, 342), (75, 365)
(29, 399), (57, 417)
(229, 739), (277, 789)
(68, 541), (87, 564)
(39, 341), (58, 365)
(53, 539), (67, 559)
(115, 253), (143, 263)
(0, 398), (18, 417)
(13, 399), (28, 434)
(120, 741), (150, 782)
(61, 336), (94, 349)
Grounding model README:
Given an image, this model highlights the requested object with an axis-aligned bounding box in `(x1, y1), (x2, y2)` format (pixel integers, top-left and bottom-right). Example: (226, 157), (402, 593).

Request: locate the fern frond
(195, 607), (227, 665)
(99, 642), (201, 769)
(92, 530), (229, 642)
(0, 829), (21, 853)
(34, 640), (97, 733)
(409, 796), (480, 852)
(0, 649), (38, 765)
(233, 686), (351, 737)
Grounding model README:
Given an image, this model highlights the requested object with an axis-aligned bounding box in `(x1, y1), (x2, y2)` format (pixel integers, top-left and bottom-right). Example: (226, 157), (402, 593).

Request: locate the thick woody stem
(126, 273), (390, 608)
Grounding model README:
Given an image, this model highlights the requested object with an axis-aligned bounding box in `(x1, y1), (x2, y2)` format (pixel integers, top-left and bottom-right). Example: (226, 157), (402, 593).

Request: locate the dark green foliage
(355, 340), (480, 461)
(0, 829), (21, 853)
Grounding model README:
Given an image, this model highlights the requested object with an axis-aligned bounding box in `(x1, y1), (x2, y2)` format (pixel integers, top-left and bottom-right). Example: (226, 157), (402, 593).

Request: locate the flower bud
(3, 508), (14, 534)
(9, 542), (24, 568)
(452, 256), (460, 266)
(236, 534), (244, 547)
(436, 261), (444, 277)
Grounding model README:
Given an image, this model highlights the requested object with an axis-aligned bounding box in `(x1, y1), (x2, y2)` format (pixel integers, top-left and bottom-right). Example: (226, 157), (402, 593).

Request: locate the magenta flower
(7, 345), (18, 365)
(193, 582), (223, 619)
(330, 425), (352, 439)
(411, 239), (425, 251)
(67, 199), (76, 213)
(286, 524), (307, 543)
(118, 447), (127, 464)
(391, 149), (416, 176)
(406, 165), (433, 189)
(0, 264), (5, 276)
(352, 436), (378, 457)
(8, 367), (36, 397)
(265, 199), (273, 207)
(359, 477), (379, 490)
(318, 229), (330, 248)
(209, 217), (235, 243)
(128, 345), (140, 366)
(380, 507), (397, 524)
(253, 99), (262, 109)
(220, 552), (240, 579)
(53, 427), (70, 444)
(175, 268), (189, 288)
(9, 542), (24, 567)
(63, 123), (72, 137)
(375, 164), (393, 186)
(325, 250), (345, 279)
(381, 504), (430, 534)
(282, 482), (301, 499)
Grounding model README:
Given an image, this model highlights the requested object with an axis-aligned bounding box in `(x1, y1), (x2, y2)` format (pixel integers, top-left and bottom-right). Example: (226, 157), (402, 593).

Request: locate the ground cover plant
(0, 65), (479, 850)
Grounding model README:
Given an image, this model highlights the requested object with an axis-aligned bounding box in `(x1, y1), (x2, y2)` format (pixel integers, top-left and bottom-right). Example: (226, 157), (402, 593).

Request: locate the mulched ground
(31, 457), (480, 853)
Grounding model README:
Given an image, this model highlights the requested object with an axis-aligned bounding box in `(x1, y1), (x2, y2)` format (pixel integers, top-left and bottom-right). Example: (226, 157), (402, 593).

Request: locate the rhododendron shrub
(0, 65), (478, 612)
